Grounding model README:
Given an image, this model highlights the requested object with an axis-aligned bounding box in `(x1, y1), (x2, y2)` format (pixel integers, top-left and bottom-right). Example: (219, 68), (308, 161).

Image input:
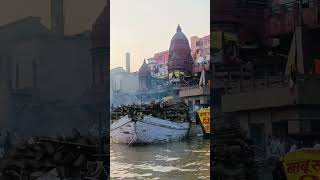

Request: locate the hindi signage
(282, 148), (320, 180)
(197, 108), (210, 134)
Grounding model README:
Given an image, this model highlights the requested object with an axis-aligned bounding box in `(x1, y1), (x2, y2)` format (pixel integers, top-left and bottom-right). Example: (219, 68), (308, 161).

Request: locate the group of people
(0, 131), (12, 158)
(266, 136), (290, 159)
(266, 135), (320, 160)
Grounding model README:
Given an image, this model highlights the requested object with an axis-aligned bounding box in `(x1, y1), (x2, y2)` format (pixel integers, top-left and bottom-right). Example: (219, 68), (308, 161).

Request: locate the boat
(110, 101), (191, 145)
(111, 115), (190, 145)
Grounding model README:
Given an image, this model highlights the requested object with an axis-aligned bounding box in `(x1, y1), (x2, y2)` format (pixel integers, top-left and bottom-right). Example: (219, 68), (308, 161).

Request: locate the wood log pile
(111, 100), (190, 122)
(0, 129), (108, 180)
(212, 115), (257, 180)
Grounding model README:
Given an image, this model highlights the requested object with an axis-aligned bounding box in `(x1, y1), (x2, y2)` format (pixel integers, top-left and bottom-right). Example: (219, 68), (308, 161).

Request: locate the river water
(110, 137), (210, 180)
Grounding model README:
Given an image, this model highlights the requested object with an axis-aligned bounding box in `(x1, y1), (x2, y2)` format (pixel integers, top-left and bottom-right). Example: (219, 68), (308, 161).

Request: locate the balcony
(179, 85), (210, 98)
(222, 76), (320, 112)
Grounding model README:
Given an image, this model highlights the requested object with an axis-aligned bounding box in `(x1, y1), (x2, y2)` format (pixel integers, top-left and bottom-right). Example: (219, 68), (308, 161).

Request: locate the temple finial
(177, 24), (181, 32)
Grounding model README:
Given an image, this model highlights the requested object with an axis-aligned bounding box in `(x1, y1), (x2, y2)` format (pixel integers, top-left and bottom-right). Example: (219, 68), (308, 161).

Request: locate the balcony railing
(224, 74), (320, 94)
(179, 85), (210, 97)
(224, 75), (287, 94)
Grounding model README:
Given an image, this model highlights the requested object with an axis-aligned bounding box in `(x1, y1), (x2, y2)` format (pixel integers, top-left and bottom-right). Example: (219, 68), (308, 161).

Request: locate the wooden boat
(110, 101), (191, 145)
(111, 115), (191, 145)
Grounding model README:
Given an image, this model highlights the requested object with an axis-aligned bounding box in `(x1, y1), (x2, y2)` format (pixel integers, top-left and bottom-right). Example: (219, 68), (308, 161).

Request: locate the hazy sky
(111, 0), (210, 72)
(0, 0), (106, 34)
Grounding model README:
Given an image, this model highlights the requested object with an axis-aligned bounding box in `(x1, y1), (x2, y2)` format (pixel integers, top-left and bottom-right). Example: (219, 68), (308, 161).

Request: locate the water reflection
(111, 137), (210, 180)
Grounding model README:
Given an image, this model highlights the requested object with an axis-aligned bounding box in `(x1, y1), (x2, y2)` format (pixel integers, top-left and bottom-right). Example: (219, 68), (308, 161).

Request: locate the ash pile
(0, 129), (108, 180)
(111, 100), (190, 122)
(212, 115), (258, 180)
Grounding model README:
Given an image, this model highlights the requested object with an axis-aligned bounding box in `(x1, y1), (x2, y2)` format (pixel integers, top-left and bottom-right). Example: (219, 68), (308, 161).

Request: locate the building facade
(153, 50), (169, 78)
(110, 67), (139, 106)
(190, 35), (210, 62)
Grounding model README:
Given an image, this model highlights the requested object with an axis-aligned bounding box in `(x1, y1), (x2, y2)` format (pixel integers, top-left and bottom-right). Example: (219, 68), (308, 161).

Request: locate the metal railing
(224, 74), (320, 94)
(224, 75), (287, 94)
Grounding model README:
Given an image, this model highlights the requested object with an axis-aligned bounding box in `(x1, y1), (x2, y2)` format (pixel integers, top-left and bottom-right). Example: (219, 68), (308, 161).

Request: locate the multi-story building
(190, 35), (210, 62)
(147, 57), (157, 77)
(190, 35), (210, 74)
(110, 67), (139, 106)
(153, 50), (169, 78)
(154, 50), (169, 64)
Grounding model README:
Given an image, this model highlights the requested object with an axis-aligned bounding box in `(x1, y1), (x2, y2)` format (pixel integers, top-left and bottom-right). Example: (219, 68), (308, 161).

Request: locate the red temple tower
(168, 25), (193, 76)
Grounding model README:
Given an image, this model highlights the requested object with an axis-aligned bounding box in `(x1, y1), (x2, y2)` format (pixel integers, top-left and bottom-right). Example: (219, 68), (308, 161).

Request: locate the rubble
(212, 115), (258, 180)
(111, 100), (190, 122)
(0, 129), (108, 180)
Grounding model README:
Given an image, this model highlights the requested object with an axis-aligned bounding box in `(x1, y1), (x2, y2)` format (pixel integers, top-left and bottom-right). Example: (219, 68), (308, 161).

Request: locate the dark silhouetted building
(51, 0), (64, 35)
(138, 59), (152, 91)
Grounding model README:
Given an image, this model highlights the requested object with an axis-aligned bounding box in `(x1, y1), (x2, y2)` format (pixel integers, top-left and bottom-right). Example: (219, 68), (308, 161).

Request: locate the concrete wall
(222, 86), (296, 112)
(179, 86), (210, 98)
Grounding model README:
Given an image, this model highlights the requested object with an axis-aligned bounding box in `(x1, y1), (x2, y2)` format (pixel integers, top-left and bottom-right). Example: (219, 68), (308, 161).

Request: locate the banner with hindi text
(197, 108), (210, 134)
(282, 148), (320, 180)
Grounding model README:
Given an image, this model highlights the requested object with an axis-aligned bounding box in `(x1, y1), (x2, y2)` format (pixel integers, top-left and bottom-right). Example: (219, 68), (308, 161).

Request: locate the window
(196, 41), (200, 46)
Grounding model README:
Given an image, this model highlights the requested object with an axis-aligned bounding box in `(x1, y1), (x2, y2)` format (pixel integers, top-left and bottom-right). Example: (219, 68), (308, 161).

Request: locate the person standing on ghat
(3, 131), (12, 156)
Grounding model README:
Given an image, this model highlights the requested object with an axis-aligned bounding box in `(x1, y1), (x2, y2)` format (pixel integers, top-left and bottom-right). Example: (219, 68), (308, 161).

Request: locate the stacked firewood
(212, 115), (257, 180)
(111, 100), (189, 122)
(0, 129), (108, 180)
